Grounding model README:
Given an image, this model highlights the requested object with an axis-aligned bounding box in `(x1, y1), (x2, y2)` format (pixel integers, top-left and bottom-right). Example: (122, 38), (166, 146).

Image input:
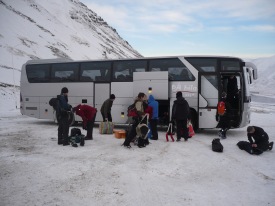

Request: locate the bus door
(198, 74), (219, 128)
(220, 72), (242, 128)
(94, 83), (110, 122)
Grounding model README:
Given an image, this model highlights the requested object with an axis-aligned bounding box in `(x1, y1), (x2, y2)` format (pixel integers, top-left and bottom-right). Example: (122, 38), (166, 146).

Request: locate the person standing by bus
(227, 75), (239, 109)
(100, 94), (116, 122)
(148, 94), (159, 140)
(58, 87), (72, 146)
(73, 104), (97, 140)
(172, 91), (190, 142)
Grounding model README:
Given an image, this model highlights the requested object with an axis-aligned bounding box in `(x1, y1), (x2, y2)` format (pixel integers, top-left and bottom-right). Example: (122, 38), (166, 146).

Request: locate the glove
(82, 124), (87, 130)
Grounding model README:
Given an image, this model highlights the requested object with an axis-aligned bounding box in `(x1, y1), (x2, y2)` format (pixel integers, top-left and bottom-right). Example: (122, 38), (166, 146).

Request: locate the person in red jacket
(73, 104), (97, 140)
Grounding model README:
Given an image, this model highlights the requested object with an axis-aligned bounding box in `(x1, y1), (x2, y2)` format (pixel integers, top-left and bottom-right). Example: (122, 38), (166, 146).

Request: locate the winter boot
(269, 142), (274, 150)
(80, 137), (85, 146)
(58, 139), (63, 145)
(137, 137), (146, 148)
(144, 138), (150, 145)
(71, 143), (78, 147)
(84, 136), (93, 140)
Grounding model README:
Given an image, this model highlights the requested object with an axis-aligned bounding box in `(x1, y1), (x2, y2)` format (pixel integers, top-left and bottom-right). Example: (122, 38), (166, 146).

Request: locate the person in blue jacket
(148, 95), (159, 140)
(57, 87), (72, 146)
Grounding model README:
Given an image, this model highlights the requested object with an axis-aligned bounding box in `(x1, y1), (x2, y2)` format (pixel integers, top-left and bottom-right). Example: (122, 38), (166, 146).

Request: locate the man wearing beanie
(57, 87), (72, 146)
(171, 91), (190, 141)
(100, 94), (115, 122)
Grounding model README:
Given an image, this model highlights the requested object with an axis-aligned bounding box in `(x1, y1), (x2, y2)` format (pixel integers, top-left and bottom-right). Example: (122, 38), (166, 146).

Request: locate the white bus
(20, 56), (257, 130)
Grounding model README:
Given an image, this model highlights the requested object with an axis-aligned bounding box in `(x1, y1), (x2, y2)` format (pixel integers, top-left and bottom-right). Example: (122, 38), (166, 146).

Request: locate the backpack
(127, 103), (138, 117)
(49, 97), (59, 111)
(136, 114), (150, 140)
(212, 138), (223, 152)
(70, 128), (81, 136)
(69, 128), (84, 147)
(49, 97), (62, 119)
(217, 101), (226, 116)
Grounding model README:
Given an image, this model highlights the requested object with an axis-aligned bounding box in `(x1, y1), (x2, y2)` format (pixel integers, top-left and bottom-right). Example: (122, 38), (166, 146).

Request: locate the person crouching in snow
(247, 126), (273, 151)
(73, 104), (97, 140)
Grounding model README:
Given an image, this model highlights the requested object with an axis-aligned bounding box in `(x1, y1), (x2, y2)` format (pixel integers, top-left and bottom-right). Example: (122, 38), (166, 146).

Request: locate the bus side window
(117, 74), (126, 81)
(80, 76), (93, 81)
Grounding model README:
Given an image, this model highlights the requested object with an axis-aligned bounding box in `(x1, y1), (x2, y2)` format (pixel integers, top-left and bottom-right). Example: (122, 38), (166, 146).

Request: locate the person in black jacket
(58, 87), (72, 146)
(172, 91), (190, 141)
(216, 92), (232, 139)
(247, 126), (273, 151)
(226, 75), (239, 109)
(100, 94), (115, 122)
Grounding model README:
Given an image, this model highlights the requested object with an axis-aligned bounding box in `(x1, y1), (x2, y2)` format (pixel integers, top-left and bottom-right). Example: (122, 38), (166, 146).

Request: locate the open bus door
(220, 73), (243, 128)
(198, 74), (219, 129)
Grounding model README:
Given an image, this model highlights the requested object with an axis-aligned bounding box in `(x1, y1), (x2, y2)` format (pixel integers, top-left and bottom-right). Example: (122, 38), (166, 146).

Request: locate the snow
(1, 0), (275, 205)
(0, 0), (141, 87)
(0, 86), (275, 206)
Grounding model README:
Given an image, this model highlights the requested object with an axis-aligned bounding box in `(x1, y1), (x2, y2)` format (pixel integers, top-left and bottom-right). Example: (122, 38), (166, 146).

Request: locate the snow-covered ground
(0, 87), (275, 206)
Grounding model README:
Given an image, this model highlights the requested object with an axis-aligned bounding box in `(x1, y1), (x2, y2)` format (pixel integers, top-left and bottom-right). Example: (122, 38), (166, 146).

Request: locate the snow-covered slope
(0, 0), (142, 86)
(249, 55), (275, 96)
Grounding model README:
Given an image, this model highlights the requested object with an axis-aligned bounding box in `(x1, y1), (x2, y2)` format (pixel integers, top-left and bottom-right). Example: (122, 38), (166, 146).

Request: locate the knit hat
(61, 87), (68, 94)
(176, 91), (182, 98)
(110, 94), (116, 100)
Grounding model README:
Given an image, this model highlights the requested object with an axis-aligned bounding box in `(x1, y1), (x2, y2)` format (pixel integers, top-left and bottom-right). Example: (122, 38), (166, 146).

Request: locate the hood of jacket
(175, 96), (186, 105)
(148, 95), (155, 104)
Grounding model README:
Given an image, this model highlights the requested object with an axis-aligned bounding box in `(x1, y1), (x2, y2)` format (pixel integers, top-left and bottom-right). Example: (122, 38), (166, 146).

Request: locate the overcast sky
(81, 0), (275, 58)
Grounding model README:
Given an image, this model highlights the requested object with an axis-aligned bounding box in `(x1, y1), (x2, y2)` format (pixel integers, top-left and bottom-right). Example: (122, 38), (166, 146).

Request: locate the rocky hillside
(0, 0), (142, 86)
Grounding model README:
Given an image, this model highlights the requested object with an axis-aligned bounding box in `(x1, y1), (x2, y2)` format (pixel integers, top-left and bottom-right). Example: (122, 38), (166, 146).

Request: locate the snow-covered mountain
(249, 55), (275, 96)
(0, 0), (274, 97)
(0, 0), (142, 86)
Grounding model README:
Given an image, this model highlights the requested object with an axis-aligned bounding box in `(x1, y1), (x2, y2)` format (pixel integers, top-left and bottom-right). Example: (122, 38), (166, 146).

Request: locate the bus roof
(25, 55), (244, 64)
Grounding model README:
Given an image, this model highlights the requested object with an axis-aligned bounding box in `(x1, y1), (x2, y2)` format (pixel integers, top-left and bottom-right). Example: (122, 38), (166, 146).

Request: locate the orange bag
(187, 120), (195, 137)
